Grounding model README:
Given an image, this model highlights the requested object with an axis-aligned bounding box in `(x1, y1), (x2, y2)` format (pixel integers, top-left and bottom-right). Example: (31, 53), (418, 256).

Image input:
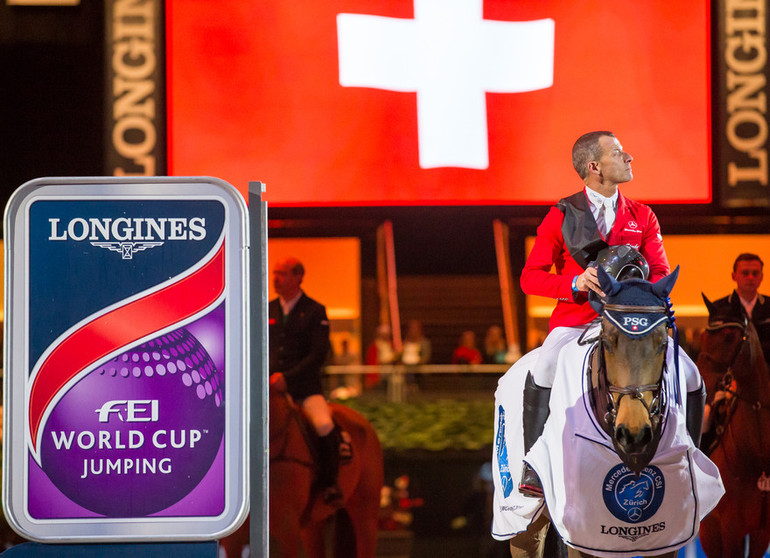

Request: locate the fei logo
(96, 400), (159, 423)
(337, 0), (554, 169)
(602, 464), (665, 524)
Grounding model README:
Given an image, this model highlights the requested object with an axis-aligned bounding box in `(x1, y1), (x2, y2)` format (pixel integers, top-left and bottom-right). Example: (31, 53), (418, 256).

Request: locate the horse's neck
(734, 331), (770, 398)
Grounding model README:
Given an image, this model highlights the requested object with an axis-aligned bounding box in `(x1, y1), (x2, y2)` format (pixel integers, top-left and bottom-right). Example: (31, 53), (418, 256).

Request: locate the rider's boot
(519, 371), (552, 498)
(686, 383), (706, 448)
(317, 425), (352, 505)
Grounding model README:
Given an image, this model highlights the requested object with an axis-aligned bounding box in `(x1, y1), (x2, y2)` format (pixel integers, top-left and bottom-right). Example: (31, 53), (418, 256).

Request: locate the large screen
(167, 1), (711, 206)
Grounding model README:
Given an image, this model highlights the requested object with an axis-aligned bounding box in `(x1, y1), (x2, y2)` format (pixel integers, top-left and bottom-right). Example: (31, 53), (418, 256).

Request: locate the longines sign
(715, 0), (770, 207)
(3, 177), (249, 542)
(105, 0), (165, 176)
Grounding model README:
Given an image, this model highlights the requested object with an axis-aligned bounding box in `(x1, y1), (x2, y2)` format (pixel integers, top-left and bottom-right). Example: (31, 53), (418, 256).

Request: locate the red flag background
(167, 1), (711, 206)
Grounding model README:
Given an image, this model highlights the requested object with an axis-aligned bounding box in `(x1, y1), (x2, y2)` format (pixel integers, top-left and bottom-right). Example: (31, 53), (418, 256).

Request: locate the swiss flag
(167, 0), (710, 206)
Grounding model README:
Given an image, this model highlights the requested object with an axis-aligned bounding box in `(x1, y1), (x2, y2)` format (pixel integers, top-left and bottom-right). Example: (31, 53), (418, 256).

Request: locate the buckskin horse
(494, 267), (723, 558)
(697, 295), (770, 558)
(220, 385), (383, 558)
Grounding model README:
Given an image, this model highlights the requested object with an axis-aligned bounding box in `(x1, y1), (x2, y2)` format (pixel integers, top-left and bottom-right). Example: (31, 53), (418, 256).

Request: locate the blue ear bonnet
(596, 278), (669, 337)
(589, 266), (680, 339)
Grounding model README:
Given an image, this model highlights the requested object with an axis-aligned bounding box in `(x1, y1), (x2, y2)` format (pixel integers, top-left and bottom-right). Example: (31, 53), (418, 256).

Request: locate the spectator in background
(483, 325), (508, 364)
(400, 319), (432, 365)
(452, 330), (483, 365)
(330, 338), (362, 399)
(364, 324), (396, 389)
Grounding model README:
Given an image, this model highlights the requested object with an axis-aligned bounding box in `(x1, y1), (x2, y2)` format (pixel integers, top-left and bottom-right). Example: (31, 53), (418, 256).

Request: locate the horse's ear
(701, 292), (716, 317)
(597, 265), (622, 296)
(651, 265), (679, 299)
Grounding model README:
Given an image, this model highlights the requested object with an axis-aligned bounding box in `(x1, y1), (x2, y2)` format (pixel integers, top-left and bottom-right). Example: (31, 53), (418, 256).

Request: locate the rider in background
(710, 253), (770, 366)
(517, 131), (701, 497)
(269, 257), (345, 505)
(701, 253), (769, 452)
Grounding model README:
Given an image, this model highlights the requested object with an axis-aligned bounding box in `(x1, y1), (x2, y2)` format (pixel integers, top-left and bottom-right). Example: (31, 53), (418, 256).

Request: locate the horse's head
(591, 266), (679, 473)
(699, 294), (766, 389)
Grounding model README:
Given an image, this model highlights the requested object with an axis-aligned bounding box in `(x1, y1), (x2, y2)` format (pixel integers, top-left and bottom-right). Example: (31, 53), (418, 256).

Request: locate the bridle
(700, 317), (749, 391)
(583, 303), (670, 443)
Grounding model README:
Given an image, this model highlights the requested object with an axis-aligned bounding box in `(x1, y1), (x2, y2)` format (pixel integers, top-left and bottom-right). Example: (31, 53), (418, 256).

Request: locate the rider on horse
(269, 257), (350, 505)
(518, 131), (701, 497)
(700, 254), (770, 454)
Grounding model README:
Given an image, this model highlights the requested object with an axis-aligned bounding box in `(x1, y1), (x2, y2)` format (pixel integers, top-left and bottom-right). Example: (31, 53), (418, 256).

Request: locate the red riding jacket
(521, 188), (670, 332)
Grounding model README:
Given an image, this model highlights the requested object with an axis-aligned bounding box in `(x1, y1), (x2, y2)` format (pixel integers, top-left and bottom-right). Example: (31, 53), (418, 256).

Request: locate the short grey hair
(572, 131), (614, 179)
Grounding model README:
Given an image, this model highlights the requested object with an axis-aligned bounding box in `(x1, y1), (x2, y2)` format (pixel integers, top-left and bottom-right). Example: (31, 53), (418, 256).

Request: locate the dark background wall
(0, 2), (105, 206)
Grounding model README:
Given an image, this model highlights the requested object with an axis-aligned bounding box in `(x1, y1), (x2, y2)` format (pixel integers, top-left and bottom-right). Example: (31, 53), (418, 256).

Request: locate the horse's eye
(602, 334), (617, 354)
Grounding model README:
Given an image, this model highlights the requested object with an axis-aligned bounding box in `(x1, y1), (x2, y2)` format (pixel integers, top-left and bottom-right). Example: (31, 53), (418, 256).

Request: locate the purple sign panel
(3, 177), (250, 542)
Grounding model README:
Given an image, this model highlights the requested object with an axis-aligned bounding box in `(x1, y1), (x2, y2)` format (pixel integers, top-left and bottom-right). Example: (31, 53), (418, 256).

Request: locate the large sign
(167, 0), (711, 206)
(3, 177), (249, 541)
(714, 0), (770, 207)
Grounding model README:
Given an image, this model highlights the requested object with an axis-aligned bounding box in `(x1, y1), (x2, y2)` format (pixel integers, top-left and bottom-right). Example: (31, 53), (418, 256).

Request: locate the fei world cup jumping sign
(3, 177), (250, 542)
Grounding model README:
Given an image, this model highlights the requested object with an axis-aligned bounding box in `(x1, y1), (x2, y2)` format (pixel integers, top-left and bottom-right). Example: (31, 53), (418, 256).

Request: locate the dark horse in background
(220, 385), (383, 557)
(697, 295), (770, 558)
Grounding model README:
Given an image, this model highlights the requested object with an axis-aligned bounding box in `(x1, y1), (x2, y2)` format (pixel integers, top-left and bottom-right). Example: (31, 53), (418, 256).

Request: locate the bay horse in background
(220, 385), (383, 558)
(697, 295), (770, 558)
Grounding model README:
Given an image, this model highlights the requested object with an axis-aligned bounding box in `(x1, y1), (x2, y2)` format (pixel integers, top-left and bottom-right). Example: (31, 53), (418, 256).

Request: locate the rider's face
(732, 260), (763, 300)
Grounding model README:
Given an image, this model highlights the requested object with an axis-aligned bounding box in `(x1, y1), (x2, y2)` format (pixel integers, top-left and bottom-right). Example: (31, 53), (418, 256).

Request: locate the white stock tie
(598, 199), (615, 237)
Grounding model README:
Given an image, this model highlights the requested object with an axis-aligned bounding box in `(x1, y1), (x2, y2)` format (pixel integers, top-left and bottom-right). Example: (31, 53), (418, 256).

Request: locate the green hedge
(338, 399), (495, 451)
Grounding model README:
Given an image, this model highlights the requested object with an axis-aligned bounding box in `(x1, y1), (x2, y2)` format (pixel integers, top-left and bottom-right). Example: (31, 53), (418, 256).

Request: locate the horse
(219, 385), (384, 558)
(697, 295), (770, 558)
(495, 266), (721, 558)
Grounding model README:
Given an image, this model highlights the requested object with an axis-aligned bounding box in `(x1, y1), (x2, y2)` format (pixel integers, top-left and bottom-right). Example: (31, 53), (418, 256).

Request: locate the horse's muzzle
(613, 423), (660, 474)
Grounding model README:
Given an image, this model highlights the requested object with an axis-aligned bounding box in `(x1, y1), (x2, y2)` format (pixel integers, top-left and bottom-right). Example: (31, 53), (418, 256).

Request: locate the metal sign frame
(3, 176), (250, 542)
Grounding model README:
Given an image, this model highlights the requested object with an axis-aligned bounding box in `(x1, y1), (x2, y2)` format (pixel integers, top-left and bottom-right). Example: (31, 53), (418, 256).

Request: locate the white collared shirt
(279, 290), (303, 317)
(739, 294), (757, 318)
(585, 187), (619, 235)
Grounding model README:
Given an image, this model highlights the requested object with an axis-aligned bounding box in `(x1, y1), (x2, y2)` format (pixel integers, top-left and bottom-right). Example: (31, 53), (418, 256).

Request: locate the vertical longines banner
(714, 0), (770, 207)
(3, 177), (250, 542)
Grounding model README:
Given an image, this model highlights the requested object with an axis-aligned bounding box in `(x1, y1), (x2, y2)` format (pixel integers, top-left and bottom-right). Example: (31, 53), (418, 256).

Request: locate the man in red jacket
(518, 131), (671, 497)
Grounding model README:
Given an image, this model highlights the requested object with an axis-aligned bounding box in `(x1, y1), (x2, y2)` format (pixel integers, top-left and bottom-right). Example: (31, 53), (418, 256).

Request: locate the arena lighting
(167, 0), (711, 206)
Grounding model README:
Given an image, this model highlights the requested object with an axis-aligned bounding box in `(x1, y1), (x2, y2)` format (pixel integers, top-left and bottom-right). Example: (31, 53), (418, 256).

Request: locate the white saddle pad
(492, 335), (724, 557)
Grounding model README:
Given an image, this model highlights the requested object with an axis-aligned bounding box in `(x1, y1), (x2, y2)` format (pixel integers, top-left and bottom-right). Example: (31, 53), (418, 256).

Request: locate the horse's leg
(341, 470), (381, 558)
(508, 512), (550, 558)
(219, 515), (250, 558)
(301, 521), (328, 558)
(748, 530), (770, 558)
(698, 512), (724, 558)
(331, 510), (358, 558)
(270, 505), (305, 558)
(716, 518), (749, 558)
